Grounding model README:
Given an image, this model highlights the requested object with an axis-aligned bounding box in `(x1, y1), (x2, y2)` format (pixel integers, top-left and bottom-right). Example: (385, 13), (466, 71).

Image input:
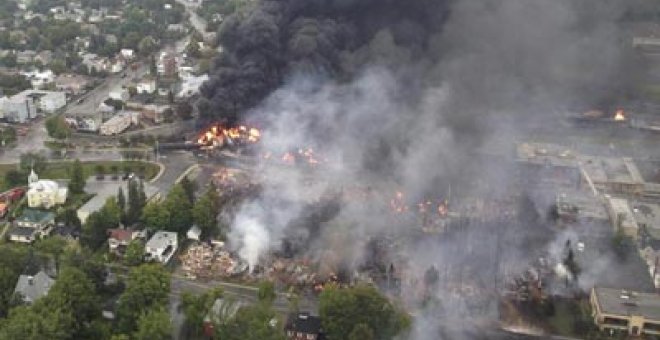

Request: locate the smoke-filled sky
(207, 0), (642, 338)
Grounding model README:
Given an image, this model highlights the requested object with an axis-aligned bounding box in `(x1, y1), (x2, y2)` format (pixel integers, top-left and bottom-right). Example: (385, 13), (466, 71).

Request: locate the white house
(145, 231), (178, 263)
(178, 74), (208, 99)
(99, 111), (139, 135)
(108, 86), (129, 101)
(21, 69), (55, 89)
(136, 78), (157, 94)
(26, 170), (68, 209)
(120, 49), (134, 60)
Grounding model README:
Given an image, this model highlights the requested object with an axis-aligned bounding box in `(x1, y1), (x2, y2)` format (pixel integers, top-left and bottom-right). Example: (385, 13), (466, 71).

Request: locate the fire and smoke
(196, 124), (261, 147)
(201, 0), (642, 338)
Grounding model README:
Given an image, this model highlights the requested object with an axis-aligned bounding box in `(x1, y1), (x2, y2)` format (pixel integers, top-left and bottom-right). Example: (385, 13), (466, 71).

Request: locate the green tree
(164, 183), (193, 233)
(126, 179), (146, 225)
(117, 264), (171, 333)
(45, 115), (71, 140)
(68, 159), (86, 195)
(142, 201), (170, 231)
(181, 287), (223, 336)
(180, 176), (197, 204)
(124, 240), (144, 266)
(0, 304), (74, 340)
(349, 323), (374, 340)
(5, 169), (26, 187)
(20, 152), (47, 174)
(42, 267), (100, 333)
(117, 187), (126, 215)
(133, 308), (172, 340)
(215, 303), (284, 340)
(257, 281), (276, 304)
(319, 285), (410, 340)
(81, 198), (121, 250)
(192, 186), (219, 238)
(95, 164), (105, 179)
(55, 208), (81, 228)
(138, 36), (157, 57)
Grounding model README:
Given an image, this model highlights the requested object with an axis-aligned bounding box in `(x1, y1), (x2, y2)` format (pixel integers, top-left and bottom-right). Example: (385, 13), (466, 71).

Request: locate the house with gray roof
(13, 270), (55, 304)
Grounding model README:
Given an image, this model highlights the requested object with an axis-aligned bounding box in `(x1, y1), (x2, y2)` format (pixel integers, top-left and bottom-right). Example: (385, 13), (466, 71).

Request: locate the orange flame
(614, 109), (626, 122)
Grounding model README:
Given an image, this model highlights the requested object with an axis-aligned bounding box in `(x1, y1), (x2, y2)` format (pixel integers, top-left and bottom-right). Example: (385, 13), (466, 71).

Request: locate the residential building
(178, 74), (208, 98)
(16, 50), (36, 64)
(55, 74), (90, 95)
(167, 24), (186, 33)
(119, 49), (134, 60)
(107, 228), (146, 255)
(34, 50), (53, 65)
(27, 170), (68, 209)
(285, 312), (324, 340)
(52, 223), (80, 241)
(137, 77), (157, 94)
(605, 197), (638, 238)
(108, 86), (129, 101)
(157, 52), (178, 76)
(13, 270), (55, 304)
(145, 231), (178, 263)
(9, 209), (56, 243)
(21, 69), (55, 89)
(590, 287), (660, 336)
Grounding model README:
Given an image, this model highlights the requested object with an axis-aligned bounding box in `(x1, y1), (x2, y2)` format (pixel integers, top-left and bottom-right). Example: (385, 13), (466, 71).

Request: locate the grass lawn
(0, 161), (160, 192)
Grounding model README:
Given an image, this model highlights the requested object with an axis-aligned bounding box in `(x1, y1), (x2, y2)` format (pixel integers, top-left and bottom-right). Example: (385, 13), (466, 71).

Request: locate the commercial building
(99, 111), (139, 136)
(0, 90), (66, 123)
(556, 190), (608, 224)
(605, 197), (638, 238)
(515, 142), (581, 188)
(632, 201), (660, 288)
(579, 156), (645, 196)
(590, 287), (660, 336)
(145, 231), (178, 263)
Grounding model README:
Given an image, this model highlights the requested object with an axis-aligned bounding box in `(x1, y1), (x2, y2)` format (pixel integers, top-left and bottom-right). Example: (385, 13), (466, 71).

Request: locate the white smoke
(229, 206), (269, 269)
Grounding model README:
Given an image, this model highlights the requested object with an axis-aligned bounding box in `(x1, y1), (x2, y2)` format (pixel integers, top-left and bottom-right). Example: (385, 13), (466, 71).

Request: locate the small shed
(187, 225), (202, 241)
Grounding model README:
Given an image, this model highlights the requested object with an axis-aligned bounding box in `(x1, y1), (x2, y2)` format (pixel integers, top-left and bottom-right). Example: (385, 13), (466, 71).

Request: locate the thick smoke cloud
(204, 0), (636, 338)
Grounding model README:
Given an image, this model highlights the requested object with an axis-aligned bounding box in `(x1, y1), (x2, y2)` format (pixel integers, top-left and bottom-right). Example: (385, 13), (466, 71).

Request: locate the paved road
(175, 0), (206, 35)
(66, 63), (148, 117)
(169, 275), (318, 340)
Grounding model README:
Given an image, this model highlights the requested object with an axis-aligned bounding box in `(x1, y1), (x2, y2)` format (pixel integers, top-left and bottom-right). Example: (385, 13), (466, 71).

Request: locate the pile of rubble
(179, 243), (248, 280)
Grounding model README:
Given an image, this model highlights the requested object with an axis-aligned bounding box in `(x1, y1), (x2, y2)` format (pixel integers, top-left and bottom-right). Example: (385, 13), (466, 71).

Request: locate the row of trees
(142, 178), (221, 238)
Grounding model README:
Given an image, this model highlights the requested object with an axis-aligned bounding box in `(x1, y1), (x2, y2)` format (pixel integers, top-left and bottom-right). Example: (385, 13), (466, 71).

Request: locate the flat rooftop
(631, 201), (660, 238)
(515, 142), (579, 168)
(593, 287), (660, 320)
(580, 156), (644, 185)
(556, 190), (608, 220)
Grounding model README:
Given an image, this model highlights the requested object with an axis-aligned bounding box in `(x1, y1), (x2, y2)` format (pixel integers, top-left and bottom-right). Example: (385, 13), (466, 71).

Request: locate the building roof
(107, 228), (134, 242)
(556, 190), (608, 220)
(285, 312), (322, 335)
(16, 209), (55, 225)
(146, 231), (177, 250)
(53, 224), (80, 239)
(515, 142), (579, 168)
(9, 226), (38, 237)
(632, 202), (660, 239)
(593, 287), (660, 320)
(580, 156), (644, 185)
(187, 225), (201, 239)
(14, 270), (55, 303)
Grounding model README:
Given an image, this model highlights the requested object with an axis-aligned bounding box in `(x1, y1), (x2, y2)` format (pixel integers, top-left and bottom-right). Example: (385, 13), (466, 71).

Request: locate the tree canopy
(319, 285), (410, 340)
(117, 264), (171, 333)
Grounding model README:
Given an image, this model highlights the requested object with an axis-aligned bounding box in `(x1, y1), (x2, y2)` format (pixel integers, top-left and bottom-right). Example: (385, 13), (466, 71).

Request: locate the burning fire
(614, 109), (626, 122)
(197, 124), (262, 147)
